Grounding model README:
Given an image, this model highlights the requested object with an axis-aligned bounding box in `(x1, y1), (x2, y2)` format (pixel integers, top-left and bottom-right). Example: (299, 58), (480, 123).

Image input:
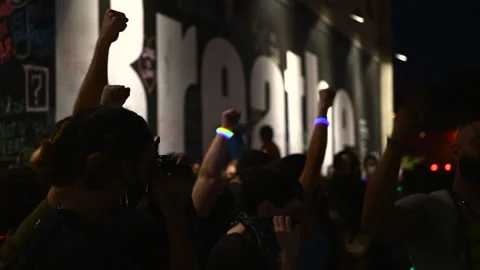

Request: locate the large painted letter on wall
(250, 57), (286, 157)
(332, 89), (356, 153)
(108, 0), (146, 120)
(201, 38), (246, 153)
(284, 51), (303, 154)
(156, 14), (197, 153)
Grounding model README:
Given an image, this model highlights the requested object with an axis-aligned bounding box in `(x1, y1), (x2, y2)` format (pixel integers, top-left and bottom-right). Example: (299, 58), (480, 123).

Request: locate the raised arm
(192, 109), (241, 217)
(362, 105), (426, 239)
(298, 89), (334, 242)
(72, 10), (128, 114)
(299, 88), (334, 195)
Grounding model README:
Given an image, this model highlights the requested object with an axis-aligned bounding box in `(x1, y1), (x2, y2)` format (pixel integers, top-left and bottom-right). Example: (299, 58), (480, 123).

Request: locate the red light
(430, 164), (439, 172)
(445, 163), (452, 171)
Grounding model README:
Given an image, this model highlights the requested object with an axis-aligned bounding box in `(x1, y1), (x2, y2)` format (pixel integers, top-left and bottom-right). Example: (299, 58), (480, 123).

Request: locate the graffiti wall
(0, 0), (55, 161)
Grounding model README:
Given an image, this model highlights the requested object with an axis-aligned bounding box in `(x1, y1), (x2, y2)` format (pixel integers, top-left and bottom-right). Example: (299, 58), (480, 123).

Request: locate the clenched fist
(221, 109), (241, 129)
(100, 9), (128, 44)
(319, 88), (335, 109)
(100, 85), (130, 107)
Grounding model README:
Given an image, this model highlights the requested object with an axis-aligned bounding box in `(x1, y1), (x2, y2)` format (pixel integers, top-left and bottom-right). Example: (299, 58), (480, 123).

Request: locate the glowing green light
(397, 186), (403, 192)
(410, 267), (415, 270)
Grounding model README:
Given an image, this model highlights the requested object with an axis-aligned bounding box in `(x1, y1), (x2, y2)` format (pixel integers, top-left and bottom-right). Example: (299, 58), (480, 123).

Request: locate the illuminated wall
(0, 0), (383, 172)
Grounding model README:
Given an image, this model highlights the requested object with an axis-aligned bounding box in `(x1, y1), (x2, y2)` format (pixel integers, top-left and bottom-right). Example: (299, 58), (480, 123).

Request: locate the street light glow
(350, 14), (364, 23)
(395, 54), (408, 62)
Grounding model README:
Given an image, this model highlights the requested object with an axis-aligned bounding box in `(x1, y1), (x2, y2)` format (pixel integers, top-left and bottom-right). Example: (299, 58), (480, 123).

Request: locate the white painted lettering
(156, 14), (197, 153)
(201, 38), (246, 153)
(284, 51), (303, 154)
(250, 57), (286, 157)
(109, 0), (147, 120)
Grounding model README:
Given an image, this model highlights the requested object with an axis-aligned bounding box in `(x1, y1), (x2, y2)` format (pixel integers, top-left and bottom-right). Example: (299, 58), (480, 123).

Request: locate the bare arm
(164, 211), (198, 270)
(72, 10), (127, 114)
(298, 89), (334, 243)
(72, 40), (110, 114)
(280, 250), (299, 270)
(362, 109), (425, 239)
(192, 135), (228, 217)
(192, 109), (240, 217)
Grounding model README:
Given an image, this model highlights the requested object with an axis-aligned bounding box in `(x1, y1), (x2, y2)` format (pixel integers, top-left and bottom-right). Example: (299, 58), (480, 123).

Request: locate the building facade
(0, 0), (393, 171)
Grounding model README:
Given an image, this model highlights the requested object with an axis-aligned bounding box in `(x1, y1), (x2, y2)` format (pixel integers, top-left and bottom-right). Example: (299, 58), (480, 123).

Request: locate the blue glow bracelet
(313, 117), (330, 127)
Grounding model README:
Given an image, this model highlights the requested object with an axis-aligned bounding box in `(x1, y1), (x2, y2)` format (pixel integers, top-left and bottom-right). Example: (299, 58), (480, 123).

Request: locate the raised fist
(319, 88), (335, 109)
(221, 109), (241, 129)
(100, 85), (130, 107)
(100, 9), (128, 44)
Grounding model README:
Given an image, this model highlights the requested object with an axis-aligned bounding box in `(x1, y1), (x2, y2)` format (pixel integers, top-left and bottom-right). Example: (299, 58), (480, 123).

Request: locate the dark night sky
(392, 0), (480, 86)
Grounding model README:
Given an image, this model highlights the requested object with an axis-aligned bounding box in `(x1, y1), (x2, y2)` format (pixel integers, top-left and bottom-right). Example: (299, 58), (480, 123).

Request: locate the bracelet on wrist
(216, 127), (234, 139)
(313, 117), (330, 127)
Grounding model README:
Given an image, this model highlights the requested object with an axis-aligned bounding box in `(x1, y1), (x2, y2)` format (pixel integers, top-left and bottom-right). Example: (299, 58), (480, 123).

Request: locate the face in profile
(224, 164), (237, 180)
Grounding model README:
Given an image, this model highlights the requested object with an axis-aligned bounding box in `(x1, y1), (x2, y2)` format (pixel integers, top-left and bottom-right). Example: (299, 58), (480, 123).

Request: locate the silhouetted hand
(221, 109), (241, 129)
(319, 88), (335, 109)
(99, 9), (128, 44)
(100, 85), (130, 107)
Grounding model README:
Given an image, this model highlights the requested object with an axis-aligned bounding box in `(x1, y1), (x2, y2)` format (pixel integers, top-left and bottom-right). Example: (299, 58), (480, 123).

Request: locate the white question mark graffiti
(24, 65), (49, 113)
(31, 74), (41, 106)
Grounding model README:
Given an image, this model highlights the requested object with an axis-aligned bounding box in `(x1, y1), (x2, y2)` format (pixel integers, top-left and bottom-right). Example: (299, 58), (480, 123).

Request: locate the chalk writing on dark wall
(0, 0), (55, 161)
(0, 95), (52, 159)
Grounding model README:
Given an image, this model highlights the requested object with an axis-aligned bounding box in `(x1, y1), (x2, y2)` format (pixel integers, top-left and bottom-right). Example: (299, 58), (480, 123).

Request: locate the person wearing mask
(363, 154), (378, 181)
(259, 125), (281, 160)
(363, 97), (480, 270)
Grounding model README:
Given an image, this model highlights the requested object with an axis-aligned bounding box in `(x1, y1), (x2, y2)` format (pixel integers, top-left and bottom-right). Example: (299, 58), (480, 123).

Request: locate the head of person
(240, 163), (303, 218)
(259, 125), (274, 143)
(31, 106), (154, 216)
(192, 161), (201, 177)
(327, 165), (335, 178)
(363, 154), (378, 176)
(333, 149), (361, 181)
(280, 154), (306, 182)
(236, 149), (274, 177)
(452, 121), (480, 188)
(224, 159), (238, 181)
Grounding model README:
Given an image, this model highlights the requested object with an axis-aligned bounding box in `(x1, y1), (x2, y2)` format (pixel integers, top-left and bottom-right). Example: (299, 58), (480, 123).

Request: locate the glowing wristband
(313, 117), (330, 127)
(216, 127), (234, 139)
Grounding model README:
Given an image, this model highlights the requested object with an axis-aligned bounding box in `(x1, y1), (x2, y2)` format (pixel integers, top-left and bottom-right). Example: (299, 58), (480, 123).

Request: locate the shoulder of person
(207, 233), (265, 270)
(396, 189), (454, 211)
